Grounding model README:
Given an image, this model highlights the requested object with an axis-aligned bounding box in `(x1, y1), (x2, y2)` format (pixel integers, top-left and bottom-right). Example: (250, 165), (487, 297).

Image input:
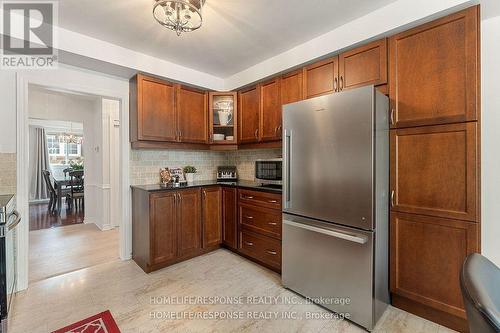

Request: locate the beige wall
(0, 153), (16, 195)
(129, 148), (282, 185)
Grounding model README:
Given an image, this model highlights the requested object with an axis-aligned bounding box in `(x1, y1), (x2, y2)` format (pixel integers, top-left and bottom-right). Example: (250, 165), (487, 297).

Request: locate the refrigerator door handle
(283, 129), (292, 208)
(283, 220), (368, 244)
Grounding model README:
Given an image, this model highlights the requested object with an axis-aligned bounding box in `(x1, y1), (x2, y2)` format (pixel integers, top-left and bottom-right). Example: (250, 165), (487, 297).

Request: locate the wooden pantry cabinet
(388, 6), (480, 332)
(388, 6), (479, 128)
(260, 77), (282, 141)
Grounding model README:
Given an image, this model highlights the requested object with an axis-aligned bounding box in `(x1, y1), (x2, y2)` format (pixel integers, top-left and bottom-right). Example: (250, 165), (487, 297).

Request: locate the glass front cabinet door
(209, 92), (238, 145)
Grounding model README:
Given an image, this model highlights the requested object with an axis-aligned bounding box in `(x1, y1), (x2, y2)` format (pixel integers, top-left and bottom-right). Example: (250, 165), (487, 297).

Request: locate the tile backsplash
(0, 153), (16, 195)
(130, 148), (281, 185)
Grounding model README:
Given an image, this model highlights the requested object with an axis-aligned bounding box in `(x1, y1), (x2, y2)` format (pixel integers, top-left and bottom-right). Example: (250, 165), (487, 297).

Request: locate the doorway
(16, 69), (130, 290)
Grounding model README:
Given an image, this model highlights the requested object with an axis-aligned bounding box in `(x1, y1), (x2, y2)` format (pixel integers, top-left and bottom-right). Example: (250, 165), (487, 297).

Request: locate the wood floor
(29, 202), (85, 231)
(29, 223), (119, 283)
(12, 249), (457, 333)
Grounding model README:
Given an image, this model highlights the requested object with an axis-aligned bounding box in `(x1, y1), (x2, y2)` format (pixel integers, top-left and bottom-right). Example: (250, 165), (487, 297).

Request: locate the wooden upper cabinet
(177, 189), (202, 257)
(177, 85), (208, 144)
(390, 212), (479, 318)
(389, 6), (479, 128)
(222, 187), (238, 249)
(132, 74), (177, 142)
(150, 192), (177, 264)
(390, 122), (478, 222)
(303, 56), (338, 99)
(202, 187), (222, 248)
(281, 70), (303, 105)
(339, 38), (387, 91)
(260, 78), (282, 142)
(238, 86), (260, 143)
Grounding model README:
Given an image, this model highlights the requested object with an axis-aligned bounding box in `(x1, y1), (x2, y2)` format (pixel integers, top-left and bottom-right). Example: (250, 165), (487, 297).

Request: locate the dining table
(53, 173), (84, 213)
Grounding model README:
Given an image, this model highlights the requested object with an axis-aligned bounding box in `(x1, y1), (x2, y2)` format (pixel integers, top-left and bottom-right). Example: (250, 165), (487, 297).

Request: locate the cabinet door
(202, 187), (222, 248)
(339, 38), (387, 91)
(137, 75), (177, 142)
(281, 70), (303, 105)
(260, 78), (282, 142)
(390, 123), (478, 221)
(238, 86), (260, 143)
(177, 189), (202, 257)
(389, 6), (479, 128)
(150, 192), (177, 264)
(177, 85), (208, 143)
(222, 187), (237, 249)
(390, 212), (479, 318)
(303, 56), (339, 99)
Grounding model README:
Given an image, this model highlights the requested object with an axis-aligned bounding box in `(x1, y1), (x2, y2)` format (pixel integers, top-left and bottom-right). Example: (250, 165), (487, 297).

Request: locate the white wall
(480, 0), (500, 267)
(0, 72), (17, 153)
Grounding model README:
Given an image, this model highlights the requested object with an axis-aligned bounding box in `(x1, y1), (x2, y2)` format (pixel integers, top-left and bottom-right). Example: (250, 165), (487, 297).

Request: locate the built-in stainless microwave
(255, 158), (282, 185)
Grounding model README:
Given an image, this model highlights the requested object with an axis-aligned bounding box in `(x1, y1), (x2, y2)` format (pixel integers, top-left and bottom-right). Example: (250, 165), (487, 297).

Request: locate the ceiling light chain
(153, 0), (206, 36)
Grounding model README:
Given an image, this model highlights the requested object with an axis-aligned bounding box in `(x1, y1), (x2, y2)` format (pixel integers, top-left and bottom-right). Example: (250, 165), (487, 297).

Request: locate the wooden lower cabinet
(390, 212), (479, 331)
(222, 187), (238, 249)
(202, 187), (222, 248)
(237, 189), (282, 272)
(239, 230), (281, 271)
(177, 189), (202, 257)
(150, 192), (177, 265)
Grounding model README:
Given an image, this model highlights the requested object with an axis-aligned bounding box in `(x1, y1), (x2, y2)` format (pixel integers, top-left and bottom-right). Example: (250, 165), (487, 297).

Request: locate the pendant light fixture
(153, 0), (206, 36)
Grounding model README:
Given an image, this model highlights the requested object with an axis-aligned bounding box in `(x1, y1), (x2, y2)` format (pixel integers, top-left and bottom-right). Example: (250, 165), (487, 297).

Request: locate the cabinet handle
(244, 196), (254, 200)
(390, 108), (395, 125)
(244, 241), (254, 246)
(278, 125), (282, 137)
(244, 215), (254, 220)
(339, 76), (344, 91)
(390, 190), (395, 208)
(254, 128), (259, 139)
(203, 190), (206, 198)
(334, 77), (338, 92)
(268, 222), (277, 226)
(268, 200), (278, 203)
(274, 126), (278, 135)
(266, 250), (277, 255)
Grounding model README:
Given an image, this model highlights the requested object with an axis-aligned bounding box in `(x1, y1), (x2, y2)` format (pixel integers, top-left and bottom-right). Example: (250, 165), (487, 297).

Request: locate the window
(47, 133), (83, 165)
(47, 134), (60, 155)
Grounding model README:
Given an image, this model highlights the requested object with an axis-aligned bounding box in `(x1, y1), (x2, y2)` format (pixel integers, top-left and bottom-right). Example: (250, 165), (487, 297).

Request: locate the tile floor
(11, 249), (457, 333)
(29, 223), (119, 282)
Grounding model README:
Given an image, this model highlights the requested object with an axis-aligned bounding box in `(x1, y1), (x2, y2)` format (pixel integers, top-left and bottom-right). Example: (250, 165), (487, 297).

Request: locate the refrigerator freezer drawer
(282, 214), (376, 330)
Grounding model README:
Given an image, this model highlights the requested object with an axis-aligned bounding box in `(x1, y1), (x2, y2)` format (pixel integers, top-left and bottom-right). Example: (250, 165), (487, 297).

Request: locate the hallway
(29, 223), (119, 283)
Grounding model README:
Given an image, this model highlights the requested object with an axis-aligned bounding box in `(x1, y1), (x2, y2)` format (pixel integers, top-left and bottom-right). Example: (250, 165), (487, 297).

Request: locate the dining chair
(67, 170), (84, 210)
(460, 253), (500, 333)
(42, 170), (57, 212)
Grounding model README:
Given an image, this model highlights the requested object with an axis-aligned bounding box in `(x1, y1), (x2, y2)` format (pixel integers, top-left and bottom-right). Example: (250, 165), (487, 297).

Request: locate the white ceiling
(57, 0), (398, 78)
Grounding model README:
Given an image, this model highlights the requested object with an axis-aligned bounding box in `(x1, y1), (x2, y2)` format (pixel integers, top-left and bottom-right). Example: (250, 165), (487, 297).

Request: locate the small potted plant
(183, 165), (197, 183)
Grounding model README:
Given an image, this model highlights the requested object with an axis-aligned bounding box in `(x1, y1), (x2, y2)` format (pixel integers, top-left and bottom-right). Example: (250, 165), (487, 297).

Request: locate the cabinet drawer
(239, 204), (282, 239)
(240, 231), (281, 270)
(239, 189), (282, 210)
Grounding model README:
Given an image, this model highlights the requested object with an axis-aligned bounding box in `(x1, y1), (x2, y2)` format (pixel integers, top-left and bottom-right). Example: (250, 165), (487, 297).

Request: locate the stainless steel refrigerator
(282, 86), (389, 331)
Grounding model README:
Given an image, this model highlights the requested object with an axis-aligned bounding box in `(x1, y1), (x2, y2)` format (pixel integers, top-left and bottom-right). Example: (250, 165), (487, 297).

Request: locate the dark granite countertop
(131, 180), (282, 194)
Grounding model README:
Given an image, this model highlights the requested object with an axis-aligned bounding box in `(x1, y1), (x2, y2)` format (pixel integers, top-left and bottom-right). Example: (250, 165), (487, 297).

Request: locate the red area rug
(52, 310), (121, 333)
